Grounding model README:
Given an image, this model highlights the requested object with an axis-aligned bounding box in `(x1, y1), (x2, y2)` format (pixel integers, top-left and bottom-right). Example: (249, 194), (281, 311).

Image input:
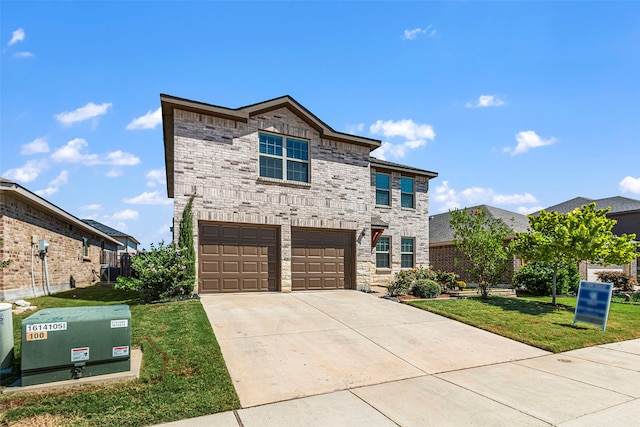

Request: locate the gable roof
(369, 157), (438, 179)
(429, 205), (530, 245)
(0, 177), (122, 246)
(539, 196), (640, 215)
(161, 94), (383, 198)
(81, 219), (140, 245)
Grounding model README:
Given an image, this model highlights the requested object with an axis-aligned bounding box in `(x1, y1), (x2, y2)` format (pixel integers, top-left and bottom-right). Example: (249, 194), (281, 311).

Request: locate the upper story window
(400, 177), (415, 208)
(82, 237), (90, 257)
(376, 236), (390, 269)
(376, 173), (390, 206)
(259, 132), (309, 183)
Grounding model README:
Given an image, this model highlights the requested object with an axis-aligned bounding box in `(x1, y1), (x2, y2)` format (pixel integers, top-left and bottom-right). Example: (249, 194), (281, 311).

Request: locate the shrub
(513, 261), (580, 296)
(413, 267), (438, 282)
(387, 270), (414, 297)
(595, 271), (634, 291)
(411, 279), (441, 298)
(115, 241), (194, 302)
(457, 280), (467, 290)
(435, 270), (459, 291)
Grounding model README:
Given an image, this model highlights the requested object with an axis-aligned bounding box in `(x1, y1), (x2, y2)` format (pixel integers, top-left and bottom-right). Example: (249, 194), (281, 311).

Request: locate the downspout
(41, 251), (51, 296)
(31, 242), (37, 297)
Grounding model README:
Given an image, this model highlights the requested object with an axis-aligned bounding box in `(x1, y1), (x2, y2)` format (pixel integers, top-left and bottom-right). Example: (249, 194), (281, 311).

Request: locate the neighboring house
(0, 177), (121, 301)
(429, 205), (529, 284)
(539, 196), (640, 280)
(81, 219), (139, 258)
(161, 94), (438, 293)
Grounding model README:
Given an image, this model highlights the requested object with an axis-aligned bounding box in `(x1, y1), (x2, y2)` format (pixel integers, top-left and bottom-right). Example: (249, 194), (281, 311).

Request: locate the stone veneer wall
(0, 192), (116, 301)
(171, 107), (372, 291)
(370, 169), (431, 287)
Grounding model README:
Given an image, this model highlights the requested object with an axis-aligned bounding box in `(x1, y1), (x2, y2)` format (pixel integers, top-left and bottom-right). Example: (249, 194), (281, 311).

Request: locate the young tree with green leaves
(178, 195), (196, 287)
(513, 203), (638, 305)
(449, 207), (513, 297)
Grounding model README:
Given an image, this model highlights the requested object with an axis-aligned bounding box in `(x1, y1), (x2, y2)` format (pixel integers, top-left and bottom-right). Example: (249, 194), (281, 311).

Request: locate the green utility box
(21, 305), (131, 386)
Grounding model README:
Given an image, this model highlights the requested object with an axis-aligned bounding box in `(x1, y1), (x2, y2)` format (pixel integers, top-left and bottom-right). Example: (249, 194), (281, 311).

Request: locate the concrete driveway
(201, 290), (548, 407)
(157, 290), (640, 426)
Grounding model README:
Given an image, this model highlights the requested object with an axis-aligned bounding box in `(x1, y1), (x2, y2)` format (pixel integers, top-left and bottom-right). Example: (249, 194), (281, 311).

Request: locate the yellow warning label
(26, 331), (48, 341)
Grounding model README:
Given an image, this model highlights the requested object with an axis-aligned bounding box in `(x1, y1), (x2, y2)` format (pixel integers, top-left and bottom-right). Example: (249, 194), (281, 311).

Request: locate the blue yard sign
(574, 281), (613, 331)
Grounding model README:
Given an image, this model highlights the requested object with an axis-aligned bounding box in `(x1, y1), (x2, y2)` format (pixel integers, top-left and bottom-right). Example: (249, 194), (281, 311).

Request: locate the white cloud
(433, 181), (539, 213)
(110, 209), (139, 220)
(106, 168), (123, 178)
(146, 169), (166, 187)
(8, 28), (25, 45)
(493, 192), (537, 205)
(54, 102), (112, 126)
(51, 138), (140, 166)
(504, 130), (557, 155)
(13, 51), (34, 59)
(123, 191), (173, 205)
(465, 94), (506, 108)
(21, 137), (49, 155)
(35, 170), (69, 197)
(51, 138), (98, 164)
(619, 176), (640, 194)
(369, 119), (435, 160)
(126, 107), (162, 130)
(3, 159), (46, 183)
(79, 204), (103, 211)
(105, 150), (140, 166)
(402, 26), (437, 40)
(345, 123), (364, 135)
(370, 119), (435, 141)
(517, 206), (544, 215)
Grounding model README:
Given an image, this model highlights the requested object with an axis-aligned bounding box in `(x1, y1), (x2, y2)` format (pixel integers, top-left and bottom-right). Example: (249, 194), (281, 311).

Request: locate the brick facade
(164, 95), (438, 292)
(0, 188), (119, 301)
(370, 168), (431, 287)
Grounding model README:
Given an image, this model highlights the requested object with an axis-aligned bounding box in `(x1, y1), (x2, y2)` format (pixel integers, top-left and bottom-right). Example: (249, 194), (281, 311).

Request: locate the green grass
(408, 295), (640, 353)
(1, 286), (240, 426)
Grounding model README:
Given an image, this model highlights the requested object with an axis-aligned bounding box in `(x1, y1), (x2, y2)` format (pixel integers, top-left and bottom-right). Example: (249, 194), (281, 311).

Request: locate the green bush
(411, 279), (441, 298)
(513, 261), (580, 296)
(595, 271), (634, 291)
(387, 270), (414, 296)
(115, 241), (194, 302)
(435, 270), (459, 291)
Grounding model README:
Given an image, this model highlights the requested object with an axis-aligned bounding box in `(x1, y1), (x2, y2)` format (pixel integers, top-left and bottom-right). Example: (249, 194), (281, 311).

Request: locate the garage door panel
(291, 229), (354, 291)
(199, 223), (279, 293)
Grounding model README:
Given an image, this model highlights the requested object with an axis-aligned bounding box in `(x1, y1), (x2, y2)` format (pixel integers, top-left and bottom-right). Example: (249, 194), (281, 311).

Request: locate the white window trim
(258, 131), (310, 183)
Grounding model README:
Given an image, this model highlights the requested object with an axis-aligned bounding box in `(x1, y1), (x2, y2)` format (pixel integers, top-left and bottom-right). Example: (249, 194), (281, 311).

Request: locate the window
(401, 237), (415, 269)
(376, 173), (390, 206)
(401, 177), (414, 208)
(259, 132), (309, 183)
(82, 237), (90, 257)
(376, 236), (390, 269)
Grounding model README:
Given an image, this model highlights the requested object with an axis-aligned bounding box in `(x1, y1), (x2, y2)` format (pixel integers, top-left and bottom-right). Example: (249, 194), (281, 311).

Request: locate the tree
(513, 203), (638, 305)
(449, 207), (513, 297)
(178, 195), (196, 286)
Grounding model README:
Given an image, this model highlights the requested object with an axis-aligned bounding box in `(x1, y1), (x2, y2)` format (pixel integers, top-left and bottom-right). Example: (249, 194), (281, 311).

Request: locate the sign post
(573, 281), (613, 331)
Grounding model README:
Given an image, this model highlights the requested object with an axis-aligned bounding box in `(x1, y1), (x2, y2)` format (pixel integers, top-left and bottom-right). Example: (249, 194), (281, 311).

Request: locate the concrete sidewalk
(157, 291), (640, 426)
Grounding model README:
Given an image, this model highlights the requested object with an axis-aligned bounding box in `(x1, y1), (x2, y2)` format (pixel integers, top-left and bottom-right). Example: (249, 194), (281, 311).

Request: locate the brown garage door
(291, 228), (354, 290)
(199, 223), (279, 293)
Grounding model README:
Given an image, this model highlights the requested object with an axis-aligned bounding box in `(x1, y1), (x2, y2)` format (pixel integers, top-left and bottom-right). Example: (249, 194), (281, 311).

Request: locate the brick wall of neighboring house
(0, 192), (116, 301)
(429, 243), (520, 285)
(171, 107), (373, 291)
(370, 169), (431, 287)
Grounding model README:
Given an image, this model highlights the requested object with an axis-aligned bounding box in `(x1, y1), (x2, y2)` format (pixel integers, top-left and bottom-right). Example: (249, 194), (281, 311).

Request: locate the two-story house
(161, 94), (437, 293)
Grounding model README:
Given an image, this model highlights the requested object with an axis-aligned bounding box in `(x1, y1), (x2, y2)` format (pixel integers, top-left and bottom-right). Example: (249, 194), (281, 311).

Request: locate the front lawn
(408, 296), (640, 353)
(0, 286), (240, 426)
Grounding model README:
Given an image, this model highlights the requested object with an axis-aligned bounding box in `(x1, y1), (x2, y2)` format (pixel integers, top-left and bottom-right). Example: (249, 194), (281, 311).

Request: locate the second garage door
(199, 223), (279, 293)
(291, 228), (354, 290)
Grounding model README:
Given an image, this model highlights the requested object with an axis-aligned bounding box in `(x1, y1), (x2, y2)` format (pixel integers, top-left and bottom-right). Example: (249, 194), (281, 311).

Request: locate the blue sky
(2, 1), (639, 249)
